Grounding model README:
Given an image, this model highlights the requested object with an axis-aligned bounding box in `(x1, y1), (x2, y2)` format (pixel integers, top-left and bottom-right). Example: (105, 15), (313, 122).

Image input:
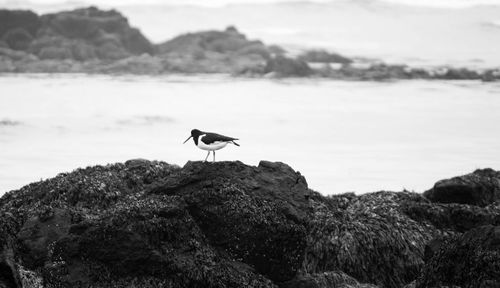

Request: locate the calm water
(1, 74), (500, 195)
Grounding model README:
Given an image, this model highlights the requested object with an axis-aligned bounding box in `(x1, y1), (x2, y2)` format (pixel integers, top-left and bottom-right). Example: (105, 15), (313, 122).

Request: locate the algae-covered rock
(148, 160), (310, 282)
(283, 271), (379, 288)
(303, 192), (439, 288)
(416, 225), (500, 288)
(0, 160), (310, 287)
(402, 200), (500, 233)
(2, 162), (500, 288)
(424, 168), (500, 207)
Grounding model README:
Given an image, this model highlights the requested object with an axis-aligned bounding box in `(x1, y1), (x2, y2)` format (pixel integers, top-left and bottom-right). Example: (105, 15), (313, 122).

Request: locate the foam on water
(1, 74), (500, 195)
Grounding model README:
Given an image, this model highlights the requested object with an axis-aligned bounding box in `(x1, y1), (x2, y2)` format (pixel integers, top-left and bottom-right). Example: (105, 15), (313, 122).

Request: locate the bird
(183, 129), (240, 162)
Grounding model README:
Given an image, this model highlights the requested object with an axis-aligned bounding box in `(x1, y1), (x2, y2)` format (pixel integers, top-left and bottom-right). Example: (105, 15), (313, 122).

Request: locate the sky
(1, 0), (500, 8)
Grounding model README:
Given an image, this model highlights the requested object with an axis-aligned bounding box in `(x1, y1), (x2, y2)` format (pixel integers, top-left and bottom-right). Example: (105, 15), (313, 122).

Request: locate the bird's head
(183, 129), (203, 144)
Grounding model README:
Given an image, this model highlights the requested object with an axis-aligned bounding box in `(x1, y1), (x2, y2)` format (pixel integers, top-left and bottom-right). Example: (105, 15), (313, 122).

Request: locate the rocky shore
(1, 159), (499, 287)
(1, 7), (499, 81)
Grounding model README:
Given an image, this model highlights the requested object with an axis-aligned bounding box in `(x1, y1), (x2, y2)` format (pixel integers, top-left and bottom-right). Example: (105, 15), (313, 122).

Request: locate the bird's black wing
(201, 132), (238, 144)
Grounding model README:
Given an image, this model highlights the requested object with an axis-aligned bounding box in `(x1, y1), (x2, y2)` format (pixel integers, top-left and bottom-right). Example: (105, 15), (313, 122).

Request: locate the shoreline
(1, 6), (499, 81)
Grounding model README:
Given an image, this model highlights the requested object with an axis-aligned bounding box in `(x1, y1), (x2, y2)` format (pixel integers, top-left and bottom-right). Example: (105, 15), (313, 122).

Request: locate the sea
(1, 0), (500, 195)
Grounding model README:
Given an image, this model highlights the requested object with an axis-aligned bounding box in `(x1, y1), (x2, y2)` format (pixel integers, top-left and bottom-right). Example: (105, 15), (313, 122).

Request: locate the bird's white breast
(197, 135), (229, 151)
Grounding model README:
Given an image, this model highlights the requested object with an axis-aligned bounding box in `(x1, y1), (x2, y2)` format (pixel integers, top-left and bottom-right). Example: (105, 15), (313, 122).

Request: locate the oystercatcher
(183, 129), (240, 162)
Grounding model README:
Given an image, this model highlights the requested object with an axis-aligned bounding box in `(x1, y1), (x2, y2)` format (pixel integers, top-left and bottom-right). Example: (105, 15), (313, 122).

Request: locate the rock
(38, 46), (72, 60)
(298, 49), (353, 65)
(0, 10), (41, 39)
(30, 6), (154, 61)
(2, 161), (500, 288)
(0, 212), (21, 288)
(1, 28), (33, 51)
(0, 160), (309, 287)
(481, 69), (500, 82)
(70, 42), (97, 61)
(438, 67), (481, 80)
(264, 55), (312, 77)
(15, 59), (84, 73)
(17, 208), (72, 268)
(424, 168), (500, 206)
(98, 54), (164, 74)
(303, 191), (439, 288)
(0, 57), (16, 72)
(157, 26), (263, 55)
(122, 27), (155, 55)
(0, 47), (37, 61)
(283, 271), (379, 288)
(402, 200), (500, 233)
(95, 41), (129, 60)
(41, 6), (153, 56)
(416, 225), (500, 288)
(148, 161), (310, 282)
(158, 26), (277, 74)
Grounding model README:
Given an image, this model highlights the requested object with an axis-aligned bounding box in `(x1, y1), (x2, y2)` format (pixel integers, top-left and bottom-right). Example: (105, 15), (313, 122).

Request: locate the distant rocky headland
(1, 159), (499, 287)
(1, 6), (499, 81)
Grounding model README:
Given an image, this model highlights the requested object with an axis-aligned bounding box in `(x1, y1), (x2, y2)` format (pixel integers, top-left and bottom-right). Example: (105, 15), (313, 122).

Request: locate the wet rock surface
(1, 161), (499, 287)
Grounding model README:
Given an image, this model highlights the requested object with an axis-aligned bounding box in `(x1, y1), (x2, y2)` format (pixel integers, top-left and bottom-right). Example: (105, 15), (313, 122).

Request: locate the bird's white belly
(197, 141), (228, 151)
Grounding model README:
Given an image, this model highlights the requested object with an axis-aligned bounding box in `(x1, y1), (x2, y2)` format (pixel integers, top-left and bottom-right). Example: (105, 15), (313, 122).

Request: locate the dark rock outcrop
(402, 200), (500, 233)
(40, 7), (154, 58)
(147, 160), (310, 282)
(1, 161), (500, 288)
(298, 50), (353, 65)
(2, 28), (34, 51)
(303, 191), (440, 288)
(157, 26), (274, 74)
(264, 55), (313, 77)
(97, 54), (165, 74)
(0, 6), (153, 66)
(0, 160), (310, 287)
(416, 225), (500, 288)
(0, 9), (41, 41)
(424, 168), (500, 207)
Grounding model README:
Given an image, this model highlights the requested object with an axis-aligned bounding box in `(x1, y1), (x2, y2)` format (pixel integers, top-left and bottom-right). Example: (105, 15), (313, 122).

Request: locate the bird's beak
(183, 135), (192, 144)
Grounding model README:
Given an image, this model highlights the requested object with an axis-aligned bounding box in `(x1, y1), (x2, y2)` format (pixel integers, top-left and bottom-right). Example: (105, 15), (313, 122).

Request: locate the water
(1, 74), (499, 195)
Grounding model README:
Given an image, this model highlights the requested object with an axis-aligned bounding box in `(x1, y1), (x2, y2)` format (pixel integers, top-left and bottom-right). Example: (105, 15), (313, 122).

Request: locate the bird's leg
(213, 150), (215, 162)
(204, 151), (210, 162)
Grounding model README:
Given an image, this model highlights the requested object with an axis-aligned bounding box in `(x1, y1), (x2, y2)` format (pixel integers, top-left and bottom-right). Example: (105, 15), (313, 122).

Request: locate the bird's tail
(232, 141), (240, 146)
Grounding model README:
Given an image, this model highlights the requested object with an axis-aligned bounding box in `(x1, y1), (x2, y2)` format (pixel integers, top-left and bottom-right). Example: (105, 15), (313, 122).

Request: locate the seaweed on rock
(303, 192), (440, 288)
(416, 225), (500, 288)
(2, 161), (500, 288)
